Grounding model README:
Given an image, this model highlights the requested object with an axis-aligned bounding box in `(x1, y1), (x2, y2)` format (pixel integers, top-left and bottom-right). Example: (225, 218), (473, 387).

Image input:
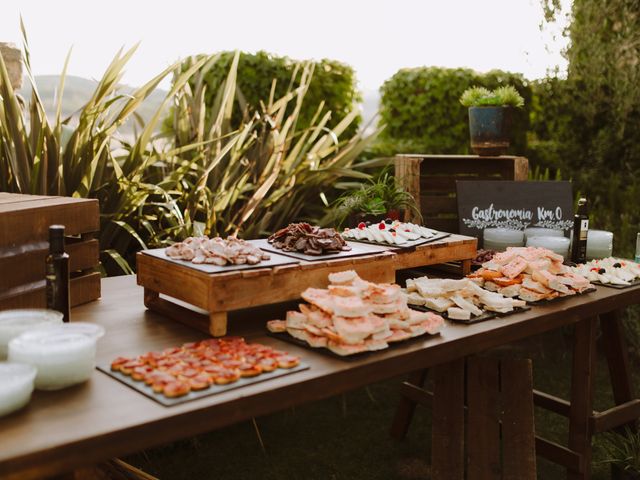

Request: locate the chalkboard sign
(456, 180), (574, 239)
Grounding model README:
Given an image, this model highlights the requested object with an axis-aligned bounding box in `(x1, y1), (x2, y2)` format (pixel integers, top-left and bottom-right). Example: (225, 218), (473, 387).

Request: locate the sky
(1, 0), (571, 91)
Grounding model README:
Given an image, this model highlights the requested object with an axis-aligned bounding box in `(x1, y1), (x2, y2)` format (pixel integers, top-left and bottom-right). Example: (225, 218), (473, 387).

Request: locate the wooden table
(1, 276), (638, 480)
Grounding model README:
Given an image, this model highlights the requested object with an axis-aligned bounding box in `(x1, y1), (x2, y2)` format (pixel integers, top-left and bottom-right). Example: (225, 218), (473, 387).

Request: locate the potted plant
(459, 85), (524, 156)
(328, 169), (420, 227)
(600, 427), (640, 479)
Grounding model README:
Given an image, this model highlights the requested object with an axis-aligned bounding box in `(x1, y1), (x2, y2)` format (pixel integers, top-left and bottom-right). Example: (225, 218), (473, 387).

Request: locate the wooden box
(137, 251), (397, 337)
(0, 193), (101, 309)
(395, 154), (529, 233)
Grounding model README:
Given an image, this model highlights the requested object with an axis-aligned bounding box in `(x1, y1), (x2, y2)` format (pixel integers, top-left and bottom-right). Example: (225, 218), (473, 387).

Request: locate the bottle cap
(49, 225), (65, 254)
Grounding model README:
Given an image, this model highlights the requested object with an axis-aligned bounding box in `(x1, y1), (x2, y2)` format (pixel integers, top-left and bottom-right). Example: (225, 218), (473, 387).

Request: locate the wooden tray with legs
(136, 250), (397, 337)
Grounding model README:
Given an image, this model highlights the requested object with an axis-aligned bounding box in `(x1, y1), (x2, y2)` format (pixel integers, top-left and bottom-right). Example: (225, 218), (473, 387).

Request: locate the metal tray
(344, 232), (451, 250)
(250, 238), (389, 262)
(141, 248), (299, 274)
(97, 362), (309, 407)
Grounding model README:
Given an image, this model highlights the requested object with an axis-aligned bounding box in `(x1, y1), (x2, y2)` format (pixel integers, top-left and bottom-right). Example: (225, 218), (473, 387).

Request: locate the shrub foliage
(533, 0), (640, 258)
(175, 51), (361, 137)
(376, 67), (532, 155)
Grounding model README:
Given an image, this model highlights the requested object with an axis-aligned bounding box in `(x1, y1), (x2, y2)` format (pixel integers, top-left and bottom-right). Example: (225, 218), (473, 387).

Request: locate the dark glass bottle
(571, 198), (589, 264)
(46, 225), (70, 322)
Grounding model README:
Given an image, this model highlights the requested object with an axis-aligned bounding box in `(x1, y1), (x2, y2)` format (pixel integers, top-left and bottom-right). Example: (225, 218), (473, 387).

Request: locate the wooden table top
(1, 275), (638, 480)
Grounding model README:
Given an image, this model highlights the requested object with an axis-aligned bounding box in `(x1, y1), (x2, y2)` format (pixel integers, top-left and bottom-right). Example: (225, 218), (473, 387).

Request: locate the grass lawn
(125, 327), (639, 479)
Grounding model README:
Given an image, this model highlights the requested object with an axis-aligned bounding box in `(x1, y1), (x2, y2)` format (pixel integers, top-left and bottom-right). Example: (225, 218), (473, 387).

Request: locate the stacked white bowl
(0, 309), (63, 360)
(586, 230), (614, 260)
(483, 228), (525, 251)
(526, 236), (571, 259)
(0, 363), (37, 417)
(9, 322), (105, 391)
(524, 228), (564, 241)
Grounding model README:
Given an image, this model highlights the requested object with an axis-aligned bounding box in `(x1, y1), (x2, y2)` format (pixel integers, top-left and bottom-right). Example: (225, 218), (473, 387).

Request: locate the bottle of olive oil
(46, 225), (70, 322)
(571, 198), (589, 264)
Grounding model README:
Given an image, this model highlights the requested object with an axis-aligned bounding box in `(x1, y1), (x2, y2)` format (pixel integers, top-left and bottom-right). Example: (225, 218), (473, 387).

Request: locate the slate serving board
(589, 280), (640, 290)
(266, 330), (438, 361)
(98, 362), (309, 407)
(141, 248), (300, 274)
(250, 238), (389, 262)
(344, 232), (451, 250)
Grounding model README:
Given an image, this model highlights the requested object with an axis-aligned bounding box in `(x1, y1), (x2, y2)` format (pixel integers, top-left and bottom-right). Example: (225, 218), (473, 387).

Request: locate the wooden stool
(393, 357), (536, 480)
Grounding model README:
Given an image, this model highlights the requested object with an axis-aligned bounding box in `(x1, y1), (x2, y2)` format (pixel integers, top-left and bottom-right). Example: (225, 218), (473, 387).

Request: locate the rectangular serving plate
(408, 304), (531, 324)
(97, 362), (309, 407)
(344, 232), (451, 250)
(591, 279), (640, 290)
(409, 304), (495, 324)
(141, 248), (300, 274)
(249, 238), (389, 262)
(526, 286), (598, 305)
(266, 329), (439, 361)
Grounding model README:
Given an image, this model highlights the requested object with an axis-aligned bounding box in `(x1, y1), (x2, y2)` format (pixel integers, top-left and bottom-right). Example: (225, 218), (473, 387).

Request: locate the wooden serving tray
(391, 233), (478, 272)
(137, 250), (397, 337)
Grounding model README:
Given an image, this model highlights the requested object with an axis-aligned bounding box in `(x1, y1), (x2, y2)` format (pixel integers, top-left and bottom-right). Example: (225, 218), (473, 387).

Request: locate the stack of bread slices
(405, 276), (526, 320)
(267, 270), (444, 356)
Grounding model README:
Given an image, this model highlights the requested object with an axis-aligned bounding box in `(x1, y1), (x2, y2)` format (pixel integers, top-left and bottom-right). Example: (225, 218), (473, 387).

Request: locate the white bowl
(483, 228), (524, 251)
(0, 309), (63, 360)
(8, 322), (105, 391)
(524, 228), (564, 240)
(0, 362), (37, 417)
(586, 230), (614, 260)
(526, 236), (571, 259)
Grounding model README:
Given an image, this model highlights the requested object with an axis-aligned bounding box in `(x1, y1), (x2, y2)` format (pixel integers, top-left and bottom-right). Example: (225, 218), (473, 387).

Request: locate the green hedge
(376, 67), (532, 156)
(175, 51), (361, 137)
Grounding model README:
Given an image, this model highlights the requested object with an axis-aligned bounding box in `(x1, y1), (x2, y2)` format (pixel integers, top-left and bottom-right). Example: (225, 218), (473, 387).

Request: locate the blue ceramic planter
(468, 106), (512, 156)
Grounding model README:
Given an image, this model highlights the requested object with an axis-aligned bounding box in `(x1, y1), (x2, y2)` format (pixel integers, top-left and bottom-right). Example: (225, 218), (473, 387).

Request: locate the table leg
(568, 316), (598, 480)
(209, 311), (228, 337)
(461, 258), (472, 276)
(432, 359), (465, 480)
(600, 310), (636, 428)
(390, 369), (429, 439)
(143, 288), (159, 308)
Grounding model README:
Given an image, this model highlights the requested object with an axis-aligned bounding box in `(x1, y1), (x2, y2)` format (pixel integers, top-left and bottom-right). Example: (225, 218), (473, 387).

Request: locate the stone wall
(0, 43), (22, 90)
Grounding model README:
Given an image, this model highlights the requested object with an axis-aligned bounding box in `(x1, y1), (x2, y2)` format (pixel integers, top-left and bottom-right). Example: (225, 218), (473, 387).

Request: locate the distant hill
(19, 75), (381, 137)
(19, 75), (167, 136)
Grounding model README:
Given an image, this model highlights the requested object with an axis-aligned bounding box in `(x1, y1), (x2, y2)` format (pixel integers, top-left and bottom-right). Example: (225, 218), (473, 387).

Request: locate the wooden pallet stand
(0, 193), (101, 309)
(395, 154), (529, 232)
(137, 251), (397, 337)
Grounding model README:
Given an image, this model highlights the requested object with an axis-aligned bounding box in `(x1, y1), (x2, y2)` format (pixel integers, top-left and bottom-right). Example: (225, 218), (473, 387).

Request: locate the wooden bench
(394, 154), (529, 232)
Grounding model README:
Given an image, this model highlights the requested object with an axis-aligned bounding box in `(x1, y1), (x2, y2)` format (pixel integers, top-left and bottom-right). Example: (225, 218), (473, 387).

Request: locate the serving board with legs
(137, 250), (397, 336)
(137, 234), (478, 336)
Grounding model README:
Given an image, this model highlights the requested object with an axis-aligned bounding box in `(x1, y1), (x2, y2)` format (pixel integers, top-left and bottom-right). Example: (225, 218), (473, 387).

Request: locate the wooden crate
(0, 193), (101, 309)
(395, 154), (529, 233)
(137, 251), (397, 337)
